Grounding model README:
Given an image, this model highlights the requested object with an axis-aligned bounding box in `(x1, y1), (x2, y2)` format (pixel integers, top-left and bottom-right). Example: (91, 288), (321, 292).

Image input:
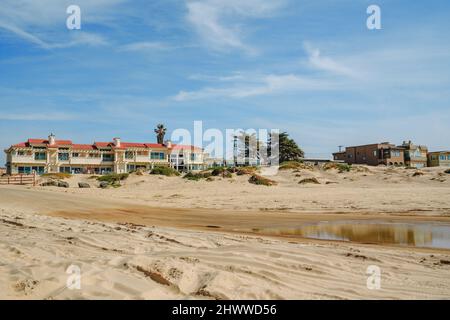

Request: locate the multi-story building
(4, 134), (207, 175)
(333, 142), (405, 166)
(398, 141), (428, 168)
(427, 151), (450, 167)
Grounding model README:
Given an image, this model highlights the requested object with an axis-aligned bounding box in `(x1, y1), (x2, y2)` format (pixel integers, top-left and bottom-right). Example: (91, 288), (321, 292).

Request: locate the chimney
(48, 133), (56, 146)
(113, 137), (121, 147)
(164, 140), (172, 148)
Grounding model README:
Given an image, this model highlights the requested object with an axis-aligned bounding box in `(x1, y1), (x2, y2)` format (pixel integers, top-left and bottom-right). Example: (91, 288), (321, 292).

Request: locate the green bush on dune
(150, 166), (180, 176)
(97, 173), (129, 183)
(323, 162), (352, 173)
(183, 171), (212, 181)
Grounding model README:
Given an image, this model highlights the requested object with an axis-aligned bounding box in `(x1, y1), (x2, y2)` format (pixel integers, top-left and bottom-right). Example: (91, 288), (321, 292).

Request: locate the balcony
(11, 155), (45, 164)
(70, 158), (103, 165)
(135, 155), (151, 163)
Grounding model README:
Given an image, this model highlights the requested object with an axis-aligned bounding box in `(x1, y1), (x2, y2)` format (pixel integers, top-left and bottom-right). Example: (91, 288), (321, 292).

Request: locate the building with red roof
(4, 134), (207, 175)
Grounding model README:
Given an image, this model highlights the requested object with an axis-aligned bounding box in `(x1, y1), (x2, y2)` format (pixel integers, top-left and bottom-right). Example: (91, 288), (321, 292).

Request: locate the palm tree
(154, 124), (167, 144)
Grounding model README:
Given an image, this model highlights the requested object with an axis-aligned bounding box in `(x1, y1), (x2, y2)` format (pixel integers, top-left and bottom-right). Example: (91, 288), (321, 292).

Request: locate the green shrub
(97, 173), (129, 183)
(248, 174), (277, 186)
(41, 173), (72, 179)
(211, 167), (226, 176)
(150, 166), (180, 176)
(183, 172), (211, 181)
(323, 162), (351, 173)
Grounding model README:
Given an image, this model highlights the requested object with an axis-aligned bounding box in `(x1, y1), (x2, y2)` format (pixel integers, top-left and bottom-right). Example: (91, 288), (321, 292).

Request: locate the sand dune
(1, 209), (450, 300)
(1, 165), (450, 299)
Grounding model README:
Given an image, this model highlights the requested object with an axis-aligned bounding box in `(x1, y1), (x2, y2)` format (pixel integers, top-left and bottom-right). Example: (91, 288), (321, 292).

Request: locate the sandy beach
(1, 165), (450, 299)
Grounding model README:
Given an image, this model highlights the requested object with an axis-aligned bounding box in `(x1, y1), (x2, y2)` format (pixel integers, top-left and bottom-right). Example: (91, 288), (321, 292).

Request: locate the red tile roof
(27, 139), (73, 145)
(72, 144), (96, 150)
(9, 138), (201, 152)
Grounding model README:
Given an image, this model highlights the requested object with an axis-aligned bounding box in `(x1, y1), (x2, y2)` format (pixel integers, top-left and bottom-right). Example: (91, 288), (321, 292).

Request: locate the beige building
(398, 141), (428, 168)
(4, 134), (207, 175)
(427, 151), (450, 167)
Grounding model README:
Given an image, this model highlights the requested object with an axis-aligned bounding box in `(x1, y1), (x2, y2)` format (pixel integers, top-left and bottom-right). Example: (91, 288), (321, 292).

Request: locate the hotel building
(4, 134), (207, 175)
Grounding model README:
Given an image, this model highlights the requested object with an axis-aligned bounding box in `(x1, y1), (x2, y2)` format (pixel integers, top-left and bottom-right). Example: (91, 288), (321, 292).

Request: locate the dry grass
(279, 161), (313, 171)
(248, 174), (277, 186)
(298, 177), (320, 185)
(41, 173), (72, 179)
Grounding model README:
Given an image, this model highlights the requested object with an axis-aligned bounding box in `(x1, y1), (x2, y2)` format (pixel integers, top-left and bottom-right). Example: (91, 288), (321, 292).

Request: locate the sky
(1, 0), (450, 164)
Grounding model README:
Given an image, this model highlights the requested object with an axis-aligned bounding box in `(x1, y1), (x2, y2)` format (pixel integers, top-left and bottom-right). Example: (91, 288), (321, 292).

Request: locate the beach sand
(1, 165), (450, 299)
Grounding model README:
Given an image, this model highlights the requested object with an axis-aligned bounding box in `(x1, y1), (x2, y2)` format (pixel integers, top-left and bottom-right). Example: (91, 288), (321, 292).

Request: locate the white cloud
(0, 21), (51, 48)
(303, 42), (359, 78)
(174, 73), (338, 101)
(186, 0), (285, 53)
(0, 0), (124, 49)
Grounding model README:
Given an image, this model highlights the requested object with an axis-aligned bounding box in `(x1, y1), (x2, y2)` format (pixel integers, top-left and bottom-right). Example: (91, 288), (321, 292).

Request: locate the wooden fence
(0, 173), (37, 186)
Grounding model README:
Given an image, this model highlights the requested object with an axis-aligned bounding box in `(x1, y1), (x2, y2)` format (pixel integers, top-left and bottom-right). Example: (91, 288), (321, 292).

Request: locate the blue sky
(1, 0), (450, 164)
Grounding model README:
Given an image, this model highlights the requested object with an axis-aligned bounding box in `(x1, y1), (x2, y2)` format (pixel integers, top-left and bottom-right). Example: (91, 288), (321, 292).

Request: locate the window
(391, 150), (400, 157)
(440, 155), (446, 161)
(18, 166), (32, 174)
(35, 152), (46, 160)
(151, 152), (165, 160)
(72, 153), (80, 158)
(102, 154), (115, 162)
(59, 167), (71, 173)
(89, 153), (101, 158)
(58, 153), (69, 161)
(190, 154), (197, 161)
(373, 151), (377, 157)
(447, 155), (450, 160)
(125, 151), (134, 159)
(17, 151), (26, 156)
(31, 166), (45, 174)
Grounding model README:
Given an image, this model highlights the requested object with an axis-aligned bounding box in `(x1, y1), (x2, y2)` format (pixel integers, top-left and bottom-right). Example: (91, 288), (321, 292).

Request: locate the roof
(428, 151), (450, 154)
(346, 143), (389, 148)
(71, 144), (96, 150)
(170, 144), (203, 152)
(8, 138), (201, 152)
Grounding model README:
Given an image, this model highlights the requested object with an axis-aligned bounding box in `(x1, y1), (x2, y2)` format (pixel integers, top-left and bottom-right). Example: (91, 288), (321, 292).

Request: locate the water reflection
(248, 221), (450, 249)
